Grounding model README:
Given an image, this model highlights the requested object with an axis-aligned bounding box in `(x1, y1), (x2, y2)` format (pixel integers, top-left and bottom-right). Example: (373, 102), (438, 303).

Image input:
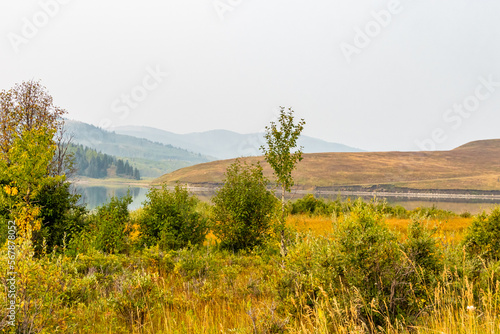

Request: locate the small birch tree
(260, 106), (305, 256)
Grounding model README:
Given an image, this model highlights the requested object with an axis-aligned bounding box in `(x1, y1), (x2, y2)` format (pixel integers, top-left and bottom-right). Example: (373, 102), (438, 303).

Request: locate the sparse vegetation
(1, 194), (500, 333)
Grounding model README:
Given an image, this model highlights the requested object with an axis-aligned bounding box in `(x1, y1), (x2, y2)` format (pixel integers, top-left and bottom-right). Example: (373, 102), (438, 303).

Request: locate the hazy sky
(1, 0), (500, 151)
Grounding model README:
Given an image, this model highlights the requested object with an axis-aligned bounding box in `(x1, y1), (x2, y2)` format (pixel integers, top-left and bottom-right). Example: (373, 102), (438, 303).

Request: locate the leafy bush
(93, 194), (132, 254)
(73, 253), (125, 276)
(140, 245), (176, 277)
(62, 273), (100, 305)
(463, 207), (500, 261)
(66, 195), (132, 255)
(333, 202), (402, 306)
(402, 217), (442, 278)
(410, 205), (456, 219)
(460, 211), (472, 218)
(290, 194), (330, 216)
(139, 184), (208, 250)
(211, 160), (278, 251)
(33, 182), (87, 254)
(387, 204), (409, 218)
(173, 248), (215, 280)
(398, 217), (443, 309)
(290, 195), (411, 219)
(111, 271), (163, 328)
(277, 201), (443, 328)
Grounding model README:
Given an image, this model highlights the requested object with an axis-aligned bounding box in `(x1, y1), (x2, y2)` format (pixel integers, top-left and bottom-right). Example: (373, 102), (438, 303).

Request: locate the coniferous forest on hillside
(71, 144), (141, 180)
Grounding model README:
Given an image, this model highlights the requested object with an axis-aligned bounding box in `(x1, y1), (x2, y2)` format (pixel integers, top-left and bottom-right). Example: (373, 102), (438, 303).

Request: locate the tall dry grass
(2, 211), (499, 333)
(288, 214), (473, 245)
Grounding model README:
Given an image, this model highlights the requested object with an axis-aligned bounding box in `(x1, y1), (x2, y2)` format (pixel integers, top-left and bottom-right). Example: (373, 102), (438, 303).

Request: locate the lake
(73, 184), (500, 215)
(73, 185), (150, 211)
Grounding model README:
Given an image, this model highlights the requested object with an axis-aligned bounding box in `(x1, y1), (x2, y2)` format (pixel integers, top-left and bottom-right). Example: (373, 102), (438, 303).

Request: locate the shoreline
(70, 178), (500, 202)
(182, 185), (500, 202)
(70, 177), (153, 188)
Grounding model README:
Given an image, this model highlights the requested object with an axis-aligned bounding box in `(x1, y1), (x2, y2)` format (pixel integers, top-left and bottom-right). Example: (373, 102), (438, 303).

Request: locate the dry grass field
(287, 214), (472, 245)
(3, 205), (499, 333)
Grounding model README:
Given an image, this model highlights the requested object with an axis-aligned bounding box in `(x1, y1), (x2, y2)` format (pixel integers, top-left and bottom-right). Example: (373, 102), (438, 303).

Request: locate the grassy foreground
(1, 200), (500, 333)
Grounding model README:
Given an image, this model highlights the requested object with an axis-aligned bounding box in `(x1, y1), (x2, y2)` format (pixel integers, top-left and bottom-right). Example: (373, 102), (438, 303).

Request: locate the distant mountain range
(64, 120), (213, 177)
(113, 125), (364, 160)
(65, 120), (363, 177)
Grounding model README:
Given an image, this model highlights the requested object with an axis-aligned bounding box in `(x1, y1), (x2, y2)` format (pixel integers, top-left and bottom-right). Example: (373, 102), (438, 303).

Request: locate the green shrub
(94, 194), (132, 254)
(402, 217), (442, 278)
(62, 273), (99, 305)
(387, 204), (409, 218)
(290, 194), (331, 216)
(460, 211), (472, 218)
(33, 182), (87, 254)
(110, 271), (163, 328)
(211, 160), (278, 251)
(277, 202), (441, 328)
(463, 207), (500, 261)
(73, 253), (125, 276)
(411, 205), (455, 219)
(0, 181), (87, 254)
(173, 248), (215, 280)
(141, 245), (176, 277)
(333, 201), (401, 303)
(139, 184), (208, 250)
(290, 195), (410, 219)
(399, 216), (442, 309)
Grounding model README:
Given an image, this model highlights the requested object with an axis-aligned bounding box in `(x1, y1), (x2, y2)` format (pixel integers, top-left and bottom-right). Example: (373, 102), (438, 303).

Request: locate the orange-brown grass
(70, 264), (279, 333)
(155, 139), (500, 191)
(0, 243), (286, 333)
(2, 220), (498, 333)
(286, 273), (500, 334)
(287, 214), (336, 236)
(386, 217), (472, 244)
(207, 215), (338, 244)
(287, 215), (473, 244)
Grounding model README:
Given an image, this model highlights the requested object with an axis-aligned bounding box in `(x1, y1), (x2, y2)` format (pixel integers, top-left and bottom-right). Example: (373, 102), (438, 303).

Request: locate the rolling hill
(113, 125), (363, 160)
(154, 139), (500, 192)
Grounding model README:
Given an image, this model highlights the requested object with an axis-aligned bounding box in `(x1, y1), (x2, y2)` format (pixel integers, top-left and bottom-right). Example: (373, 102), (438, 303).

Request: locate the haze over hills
(67, 119), (500, 192)
(113, 125), (363, 160)
(64, 120), (214, 177)
(154, 139), (500, 193)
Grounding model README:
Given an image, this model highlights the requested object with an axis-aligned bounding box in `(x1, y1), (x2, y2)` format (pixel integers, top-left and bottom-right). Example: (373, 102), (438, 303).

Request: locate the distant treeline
(71, 144), (140, 180)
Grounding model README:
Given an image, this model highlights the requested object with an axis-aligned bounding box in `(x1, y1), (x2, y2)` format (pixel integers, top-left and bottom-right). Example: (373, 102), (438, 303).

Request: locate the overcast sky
(1, 0), (500, 152)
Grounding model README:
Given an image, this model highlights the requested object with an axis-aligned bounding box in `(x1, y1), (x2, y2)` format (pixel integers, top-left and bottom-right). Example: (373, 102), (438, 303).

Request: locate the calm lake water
(73, 184), (500, 215)
(73, 185), (149, 211)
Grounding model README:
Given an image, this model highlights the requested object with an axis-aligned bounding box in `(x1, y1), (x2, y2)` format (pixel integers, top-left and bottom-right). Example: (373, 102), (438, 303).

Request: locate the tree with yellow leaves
(0, 81), (84, 247)
(0, 126), (63, 240)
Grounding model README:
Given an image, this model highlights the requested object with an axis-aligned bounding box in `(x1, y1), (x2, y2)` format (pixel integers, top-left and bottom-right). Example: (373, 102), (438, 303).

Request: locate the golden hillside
(153, 139), (500, 191)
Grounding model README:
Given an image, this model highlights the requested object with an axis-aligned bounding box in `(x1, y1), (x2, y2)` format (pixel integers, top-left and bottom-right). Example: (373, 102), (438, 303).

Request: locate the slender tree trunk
(280, 185), (287, 257)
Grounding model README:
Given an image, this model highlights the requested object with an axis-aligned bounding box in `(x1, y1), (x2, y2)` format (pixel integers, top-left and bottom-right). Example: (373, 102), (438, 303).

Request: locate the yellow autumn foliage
(3, 185), (19, 196)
